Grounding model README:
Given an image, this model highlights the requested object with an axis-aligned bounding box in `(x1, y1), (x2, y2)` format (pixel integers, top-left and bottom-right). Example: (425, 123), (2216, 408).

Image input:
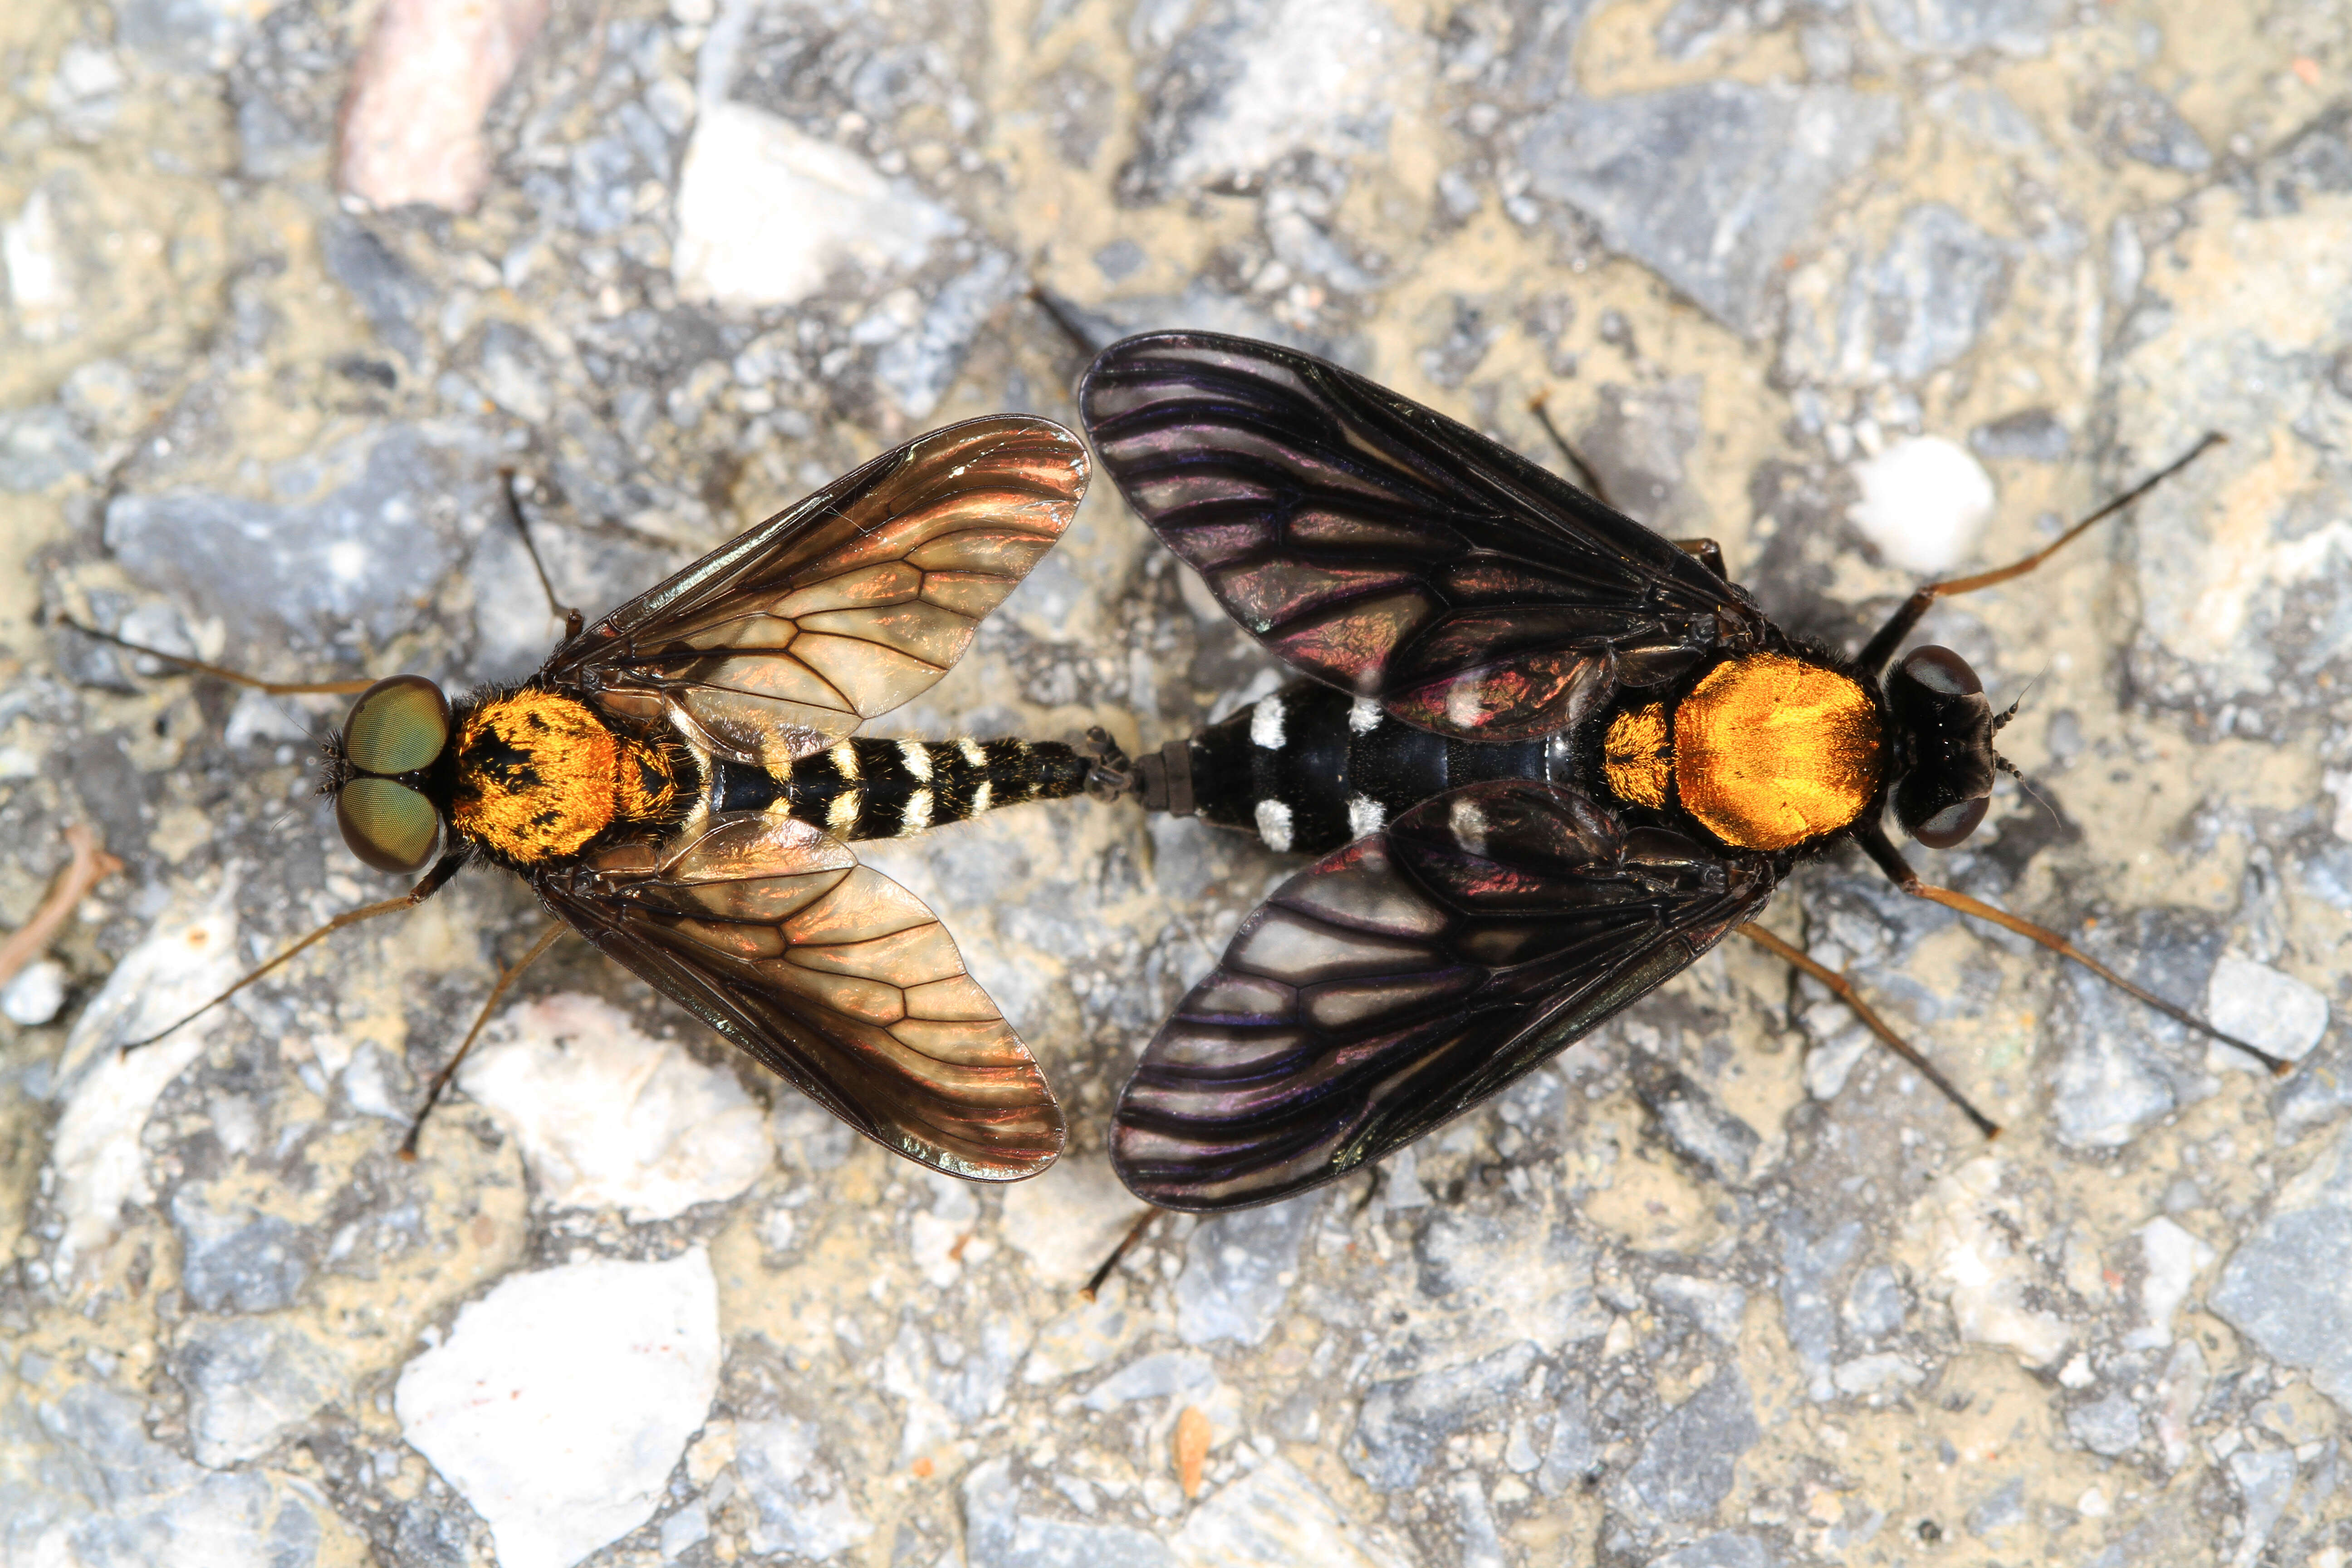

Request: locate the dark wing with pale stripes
(539, 813), (1063, 1181)
(1079, 332), (1759, 742)
(1109, 781), (1771, 1210)
(546, 416), (1088, 764)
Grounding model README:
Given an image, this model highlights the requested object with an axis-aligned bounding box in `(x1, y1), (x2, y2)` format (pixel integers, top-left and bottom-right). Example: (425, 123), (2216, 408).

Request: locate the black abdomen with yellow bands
(715, 738), (1090, 842)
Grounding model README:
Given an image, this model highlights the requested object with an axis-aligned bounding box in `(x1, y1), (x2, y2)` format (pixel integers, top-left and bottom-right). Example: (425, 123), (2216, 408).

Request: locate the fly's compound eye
(336, 776), (441, 873)
(1896, 644), (1982, 697)
(1910, 794), (1989, 850)
(342, 675), (451, 776)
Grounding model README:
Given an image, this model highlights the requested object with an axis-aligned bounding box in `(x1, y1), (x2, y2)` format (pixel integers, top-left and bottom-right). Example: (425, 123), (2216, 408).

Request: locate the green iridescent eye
(336, 777), (441, 874)
(342, 675), (450, 775)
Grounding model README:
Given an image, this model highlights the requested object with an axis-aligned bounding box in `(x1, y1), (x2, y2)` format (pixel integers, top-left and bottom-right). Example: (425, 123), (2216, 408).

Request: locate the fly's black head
(1886, 645), (1998, 849)
(321, 674), (454, 874)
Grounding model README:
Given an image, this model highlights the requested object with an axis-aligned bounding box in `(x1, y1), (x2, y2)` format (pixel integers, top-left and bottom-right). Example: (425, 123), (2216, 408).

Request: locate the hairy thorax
(451, 689), (686, 864)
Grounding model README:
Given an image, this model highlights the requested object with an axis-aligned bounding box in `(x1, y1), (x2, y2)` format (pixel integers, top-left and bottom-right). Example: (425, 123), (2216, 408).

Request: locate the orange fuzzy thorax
(450, 690), (680, 863)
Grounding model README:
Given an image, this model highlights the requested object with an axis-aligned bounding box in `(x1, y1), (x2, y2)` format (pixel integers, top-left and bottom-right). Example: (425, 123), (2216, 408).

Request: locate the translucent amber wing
(1109, 782), (1773, 1210)
(541, 813), (1064, 1180)
(1079, 332), (1761, 742)
(546, 417), (1088, 760)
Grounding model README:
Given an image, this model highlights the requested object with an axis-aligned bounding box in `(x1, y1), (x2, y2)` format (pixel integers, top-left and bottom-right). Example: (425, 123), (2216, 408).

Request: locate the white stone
(1149, 0), (1426, 198)
(2205, 956), (2329, 1070)
(396, 1250), (721, 1568)
(1171, 1456), (1402, 1567)
(456, 992), (774, 1222)
(673, 101), (958, 309)
(2127, 1216), (2215, 1350)
(49, 890), (242, 1279)
(0, 956), (67, 1025)
(1846, 436), (1995, 574)
(1904, 1156), (2071, 1367)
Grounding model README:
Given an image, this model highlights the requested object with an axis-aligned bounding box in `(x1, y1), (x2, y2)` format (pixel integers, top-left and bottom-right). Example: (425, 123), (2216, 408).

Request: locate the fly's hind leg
(1736, 921), (1999, 1138)
(1673, 538), (1727, 579)
(1527, 392), (1617, 512)
(1081, 1206), (1164, 1303)
(399, 919), (569, 1159)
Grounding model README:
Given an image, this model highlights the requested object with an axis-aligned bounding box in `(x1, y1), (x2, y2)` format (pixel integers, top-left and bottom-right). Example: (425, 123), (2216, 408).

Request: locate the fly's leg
(118, 854), (466, 1053)
(1081, 1206), (1165, 1303)
(1854, 823), (2293, 1076)
(1857, 432), (2226, 674)
(1736, 922), (1999, 1138)
(399, 919), (568, 1160)
(58, 617), (377, 695)
(500, 469), (583, 642)
(1527, 392), (1617, 511)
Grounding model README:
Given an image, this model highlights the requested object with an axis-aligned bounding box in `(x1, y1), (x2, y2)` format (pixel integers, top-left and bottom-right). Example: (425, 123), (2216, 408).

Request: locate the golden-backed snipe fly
(1074, 330), (2289, 1215)
(74, 416), (1118, 1182)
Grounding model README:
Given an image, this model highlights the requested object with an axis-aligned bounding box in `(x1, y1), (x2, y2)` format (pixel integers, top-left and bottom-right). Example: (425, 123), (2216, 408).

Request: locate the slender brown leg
(1081, 1206), (1164, 1303)
(59, 617), (378, 695)
(398, 919), (568, 1160)
(119, 854), (466, 1053)
(1854, 824), (2292, 1075)
(1527, 392), (1616, 511)
(498, 470), (583, 642)
(1858, 432), (2226, 674)
(1737, 923), (1999, 1138)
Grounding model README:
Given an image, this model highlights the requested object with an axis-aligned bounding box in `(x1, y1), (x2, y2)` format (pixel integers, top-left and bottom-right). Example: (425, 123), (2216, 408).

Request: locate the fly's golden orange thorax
(451, 690), (684, 864)
(1599, 653), (1883, 853)
(1672, 653), (1882, 851)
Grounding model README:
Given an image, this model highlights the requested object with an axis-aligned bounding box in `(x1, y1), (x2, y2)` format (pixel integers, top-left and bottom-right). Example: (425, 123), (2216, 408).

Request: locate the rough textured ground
(3, 0), (2350, 1564)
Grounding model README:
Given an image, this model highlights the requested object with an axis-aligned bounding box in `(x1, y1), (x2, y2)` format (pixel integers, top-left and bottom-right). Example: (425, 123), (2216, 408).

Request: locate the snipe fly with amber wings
(75, 416), (1130, 1183)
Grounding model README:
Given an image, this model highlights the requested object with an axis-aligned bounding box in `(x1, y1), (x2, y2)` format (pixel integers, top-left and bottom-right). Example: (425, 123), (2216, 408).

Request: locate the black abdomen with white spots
(1184, 679), (1557, 855)
(712, 737), (1089, 842)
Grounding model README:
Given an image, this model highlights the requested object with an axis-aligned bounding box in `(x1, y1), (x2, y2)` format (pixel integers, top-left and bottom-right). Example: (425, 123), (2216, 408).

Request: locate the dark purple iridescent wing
(1109, 780), (1773, 1210)
(1079, 332), (1761, 742)
(538, 813), (1063, 1181)
(544, 417), (1087, 763)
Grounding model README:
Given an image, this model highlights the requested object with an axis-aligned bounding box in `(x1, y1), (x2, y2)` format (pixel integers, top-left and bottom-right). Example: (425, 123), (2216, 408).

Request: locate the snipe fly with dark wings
(74, 416), (1124, 1183)
(1074, 330), (2291, 1217)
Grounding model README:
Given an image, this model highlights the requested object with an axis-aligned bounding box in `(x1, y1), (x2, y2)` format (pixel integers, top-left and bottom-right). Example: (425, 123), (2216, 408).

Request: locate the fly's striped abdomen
(711, 737), (1090, 842)
(1182, 679), (1553, 856)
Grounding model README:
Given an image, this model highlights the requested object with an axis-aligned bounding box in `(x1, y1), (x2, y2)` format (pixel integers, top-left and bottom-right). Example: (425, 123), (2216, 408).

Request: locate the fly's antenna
(1990, 665), (2048, 734)
(1993, 752), (2056, 820)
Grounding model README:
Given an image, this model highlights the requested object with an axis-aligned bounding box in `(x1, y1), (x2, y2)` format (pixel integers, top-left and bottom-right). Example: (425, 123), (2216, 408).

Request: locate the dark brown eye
(1911, 795), (1989, 849)
(342, 675), (450, 775)
(1898, 645), (1982, 697)
(337, 777), (441, 873)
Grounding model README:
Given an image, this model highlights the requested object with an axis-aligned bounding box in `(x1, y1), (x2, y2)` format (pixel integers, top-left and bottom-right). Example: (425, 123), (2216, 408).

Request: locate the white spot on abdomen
(1348, 697), (1382, 734)
(1250, 694), (1287, 750)
(1254, 798), (1294, 853)
(1347, 794), (1386, 838)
